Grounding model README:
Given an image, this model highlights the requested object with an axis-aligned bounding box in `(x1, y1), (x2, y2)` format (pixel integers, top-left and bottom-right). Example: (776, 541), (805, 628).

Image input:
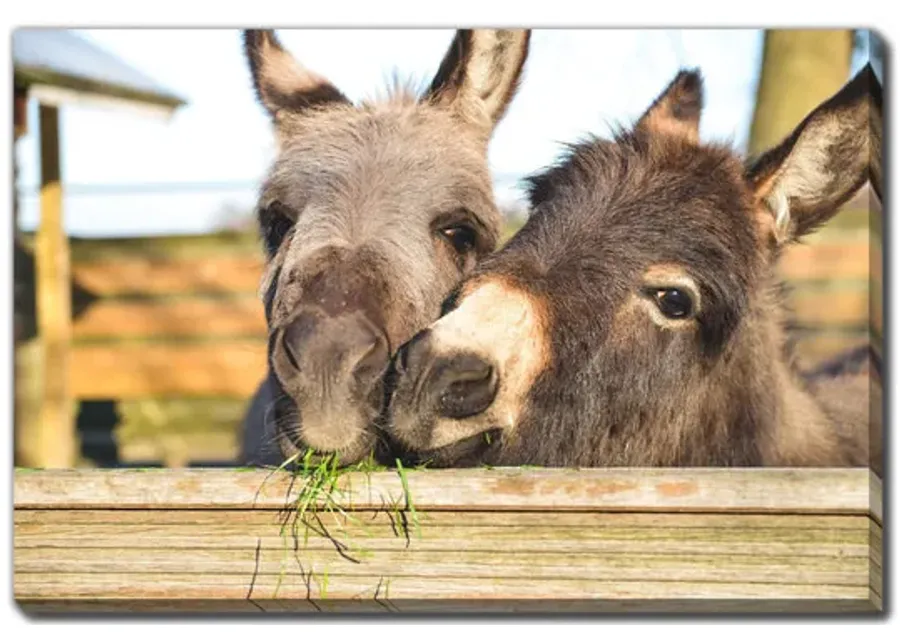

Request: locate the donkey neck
(747, 276), (853, 467)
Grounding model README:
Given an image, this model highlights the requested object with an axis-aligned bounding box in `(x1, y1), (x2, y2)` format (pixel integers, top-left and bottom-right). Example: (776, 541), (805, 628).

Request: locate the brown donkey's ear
(425, 29), (531, 136)
(636, 69), (704, 143)
(243, 29), (350, 120)
(746, 64), (877, 243)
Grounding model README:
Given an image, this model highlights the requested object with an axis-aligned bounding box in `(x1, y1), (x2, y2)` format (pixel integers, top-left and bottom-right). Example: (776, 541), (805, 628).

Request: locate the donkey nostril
(281, 329), (302, 373)
(280, 312), (320, 373)
(395, 343), (410, 375)
(431, 354), (498, 420)
(353, 332), (389, 380)
(396, 329), (432, 378)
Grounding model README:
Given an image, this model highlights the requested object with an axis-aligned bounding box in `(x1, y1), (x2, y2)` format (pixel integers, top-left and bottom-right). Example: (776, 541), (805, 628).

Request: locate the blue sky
(13, 28), (853, 238)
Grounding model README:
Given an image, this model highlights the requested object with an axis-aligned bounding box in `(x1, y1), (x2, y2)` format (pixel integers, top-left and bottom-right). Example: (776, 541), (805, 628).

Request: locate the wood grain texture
(13, 468), (882, 613)
(13, 469), (883, 613)
(13, 468), (882, 520)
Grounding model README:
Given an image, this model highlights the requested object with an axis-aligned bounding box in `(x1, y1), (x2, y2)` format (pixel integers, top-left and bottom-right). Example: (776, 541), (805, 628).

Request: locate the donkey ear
(243, 29), (350, 120)
(636, 69), (704, 143)
(746, 64), (877, 243)
(425, 29), (531, 134)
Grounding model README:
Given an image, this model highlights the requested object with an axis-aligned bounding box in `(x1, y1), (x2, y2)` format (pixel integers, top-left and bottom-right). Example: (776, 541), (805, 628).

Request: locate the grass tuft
(256, 447), (425, 600)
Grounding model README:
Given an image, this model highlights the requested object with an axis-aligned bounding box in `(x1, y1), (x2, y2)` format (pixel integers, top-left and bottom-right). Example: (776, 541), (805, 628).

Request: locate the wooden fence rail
(14, 468), (882, 613)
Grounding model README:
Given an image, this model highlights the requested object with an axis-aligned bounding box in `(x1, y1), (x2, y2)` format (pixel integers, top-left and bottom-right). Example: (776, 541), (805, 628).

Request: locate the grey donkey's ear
(425, 29), (531, 134)
(243, 29), (350, 120)
(746, 64), (879, 243)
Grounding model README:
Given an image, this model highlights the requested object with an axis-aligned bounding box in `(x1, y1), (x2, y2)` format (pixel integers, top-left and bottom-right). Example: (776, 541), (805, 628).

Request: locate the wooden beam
(31, 104), (77, 468)
(13, 468), (882, 612)
(13, 468), (882, 522)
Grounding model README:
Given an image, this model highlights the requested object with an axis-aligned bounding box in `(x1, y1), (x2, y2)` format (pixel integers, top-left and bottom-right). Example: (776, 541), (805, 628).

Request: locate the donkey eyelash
(431, 208), (479, 231)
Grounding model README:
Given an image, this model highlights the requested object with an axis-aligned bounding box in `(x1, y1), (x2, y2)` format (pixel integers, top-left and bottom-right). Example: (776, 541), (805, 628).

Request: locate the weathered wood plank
(72, 257), (264, 297)
(14, 573), (875, 606)
(12, 469), (881, 613)
(14, 508), (867, 528)
(13, 468), (882, 521)
(15, 548), (869, 585)
(14, 519), (872, 557)
(70, 342), (266, 398)
(72, 297), (265, 340)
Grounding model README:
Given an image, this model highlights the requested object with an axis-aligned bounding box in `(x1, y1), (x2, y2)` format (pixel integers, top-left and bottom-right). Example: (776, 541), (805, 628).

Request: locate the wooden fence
(14, 467), (882, 613)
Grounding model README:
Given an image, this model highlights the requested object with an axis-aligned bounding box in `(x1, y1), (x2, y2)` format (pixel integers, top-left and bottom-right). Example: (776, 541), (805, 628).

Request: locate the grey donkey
(238, 29), (531, 466)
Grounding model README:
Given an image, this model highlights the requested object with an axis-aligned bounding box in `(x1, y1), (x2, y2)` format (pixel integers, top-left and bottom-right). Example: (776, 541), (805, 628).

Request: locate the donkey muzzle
(395, 329), (499, 420)
(279, 307), (390, 406)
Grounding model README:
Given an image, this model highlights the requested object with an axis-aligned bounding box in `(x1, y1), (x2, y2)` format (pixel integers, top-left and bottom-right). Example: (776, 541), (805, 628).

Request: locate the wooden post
(749, 30), (854, 156)
(31, 104), (77, 467)
(13, 86), (42, 468)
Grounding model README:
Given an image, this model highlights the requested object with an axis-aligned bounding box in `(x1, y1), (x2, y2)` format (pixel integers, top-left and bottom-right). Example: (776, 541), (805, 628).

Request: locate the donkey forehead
(265, 104), (496, 214)
(527, 137), (762, 272)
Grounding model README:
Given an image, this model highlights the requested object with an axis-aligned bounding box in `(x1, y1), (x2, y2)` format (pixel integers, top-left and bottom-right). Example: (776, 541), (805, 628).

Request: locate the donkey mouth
(406, 427), (503, 468)
(277, 424), (377, 467)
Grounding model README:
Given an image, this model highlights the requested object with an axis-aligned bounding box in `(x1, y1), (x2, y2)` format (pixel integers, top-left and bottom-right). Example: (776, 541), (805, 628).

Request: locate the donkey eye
(440, 225), (478, 255)
(260, 201), (296, 256)
(654, 288), (694, 319)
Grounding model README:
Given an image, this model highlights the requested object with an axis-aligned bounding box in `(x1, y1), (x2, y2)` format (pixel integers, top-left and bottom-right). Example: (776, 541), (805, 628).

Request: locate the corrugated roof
(13, 29), (187, 109)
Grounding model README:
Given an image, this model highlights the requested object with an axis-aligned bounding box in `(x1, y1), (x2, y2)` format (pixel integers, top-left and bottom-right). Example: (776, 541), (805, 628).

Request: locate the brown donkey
(239, 29), (531, 466)
(389, 65), (882, 476)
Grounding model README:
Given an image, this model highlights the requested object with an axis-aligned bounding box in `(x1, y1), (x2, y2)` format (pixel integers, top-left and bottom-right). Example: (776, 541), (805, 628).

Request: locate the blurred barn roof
(13, 29), (187, 116)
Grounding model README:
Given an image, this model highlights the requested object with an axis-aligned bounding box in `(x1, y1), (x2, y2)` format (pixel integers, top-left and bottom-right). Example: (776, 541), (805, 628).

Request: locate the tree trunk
(748, 30), (854, 156)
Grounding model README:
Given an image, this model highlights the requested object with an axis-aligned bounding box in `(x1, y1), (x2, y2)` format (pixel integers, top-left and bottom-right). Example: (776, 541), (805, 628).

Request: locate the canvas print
(12, 28), (883, 613)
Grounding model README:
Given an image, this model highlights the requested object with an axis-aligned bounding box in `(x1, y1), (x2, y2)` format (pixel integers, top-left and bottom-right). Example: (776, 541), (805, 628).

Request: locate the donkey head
(245, 29), (530, 465)
(389, 65), (875, 467)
